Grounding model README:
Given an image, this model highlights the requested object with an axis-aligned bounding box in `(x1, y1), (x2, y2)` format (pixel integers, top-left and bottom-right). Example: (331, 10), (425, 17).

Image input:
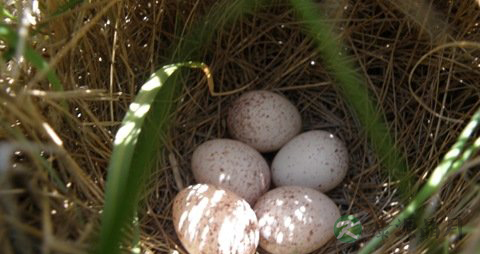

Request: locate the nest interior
(1, 0), (480, 253)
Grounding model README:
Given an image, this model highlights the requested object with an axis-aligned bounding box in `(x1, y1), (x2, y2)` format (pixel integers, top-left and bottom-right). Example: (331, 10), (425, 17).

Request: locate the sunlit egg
(227, 90), (302, 153)
(172, 184), (259, 254)
(191, 139), (270, 204)
(272, 130), (349, 192)
(254, 186), (340, 254)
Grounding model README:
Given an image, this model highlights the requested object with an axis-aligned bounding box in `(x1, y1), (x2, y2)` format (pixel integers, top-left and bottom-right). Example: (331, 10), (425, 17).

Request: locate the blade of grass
(48, 0), (84, 17)
(0, 24), (67, 108)
(97, 2), (262, 253)
(169, 0), (260, 62)
(130, 213), (141, 254)
(290, 0), (411, 197)
(359, 107), (480, 254)
(0, 4), (15, 20)
(96, 62), (211, 254)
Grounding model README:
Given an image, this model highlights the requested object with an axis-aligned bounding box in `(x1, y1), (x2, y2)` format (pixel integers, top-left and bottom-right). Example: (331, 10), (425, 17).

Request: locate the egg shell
(192, 139), (271, 205)
(253, 186), (340, 254)
(271, 130), (348, 192)
(172, 184), (259, 254)
(227, 90), (302, 153)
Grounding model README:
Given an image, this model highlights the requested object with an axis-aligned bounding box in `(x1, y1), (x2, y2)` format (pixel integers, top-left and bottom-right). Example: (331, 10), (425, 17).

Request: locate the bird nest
(1, 0), (480, 253)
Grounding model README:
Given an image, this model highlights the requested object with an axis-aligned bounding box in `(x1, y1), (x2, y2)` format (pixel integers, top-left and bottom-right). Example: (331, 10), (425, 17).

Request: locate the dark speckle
(245, 220), (257, 234)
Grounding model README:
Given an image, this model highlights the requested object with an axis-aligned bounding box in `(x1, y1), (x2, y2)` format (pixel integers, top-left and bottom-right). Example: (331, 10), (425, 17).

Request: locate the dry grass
(1, 0), (480, 253)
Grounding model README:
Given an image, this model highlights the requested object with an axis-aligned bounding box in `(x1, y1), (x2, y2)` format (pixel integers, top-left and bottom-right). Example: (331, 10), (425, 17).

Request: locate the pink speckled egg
(173, 184), (259, 254)
(191, 139), (270, 205)
(271, 130), (348, 192)
(253, 186), (340, 254)
(227, 90), (302, 153)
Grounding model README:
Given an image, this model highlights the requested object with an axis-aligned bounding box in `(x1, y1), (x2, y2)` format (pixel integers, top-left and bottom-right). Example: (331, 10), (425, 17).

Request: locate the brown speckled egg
(227, 90), (302, 153)
(254, 186), (340, 254)
(173, 184), (259, 254)
(272, 130), (348, 192)
(192, 139), (270, 205)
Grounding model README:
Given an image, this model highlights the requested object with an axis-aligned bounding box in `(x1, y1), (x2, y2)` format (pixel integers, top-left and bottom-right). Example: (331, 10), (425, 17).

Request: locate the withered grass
(0, 0), (479, 253)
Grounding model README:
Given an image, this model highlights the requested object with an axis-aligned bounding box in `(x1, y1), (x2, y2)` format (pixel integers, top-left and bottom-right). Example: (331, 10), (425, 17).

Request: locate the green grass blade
(131, 213), (141, 254)
(96, 62), (208, 254)
(358, 107), (480, 254)
(169, 0), (260, 62)
(49, 0), (84, 17)
(0, 24), (67, 108)
(290, 0), (411, 197)
(0, 4), (15, 20)
(97, 2), (262, 253)
(23, 46), (64, 93)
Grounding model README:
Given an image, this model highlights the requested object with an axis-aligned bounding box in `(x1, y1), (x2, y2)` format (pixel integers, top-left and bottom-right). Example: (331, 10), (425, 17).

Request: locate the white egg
(172, 184), (259, 254)
(254, 186), (340, 254)
(191, 139), (270, 204)
(227, 90), (302, 153)
(271, 130), (348, 192)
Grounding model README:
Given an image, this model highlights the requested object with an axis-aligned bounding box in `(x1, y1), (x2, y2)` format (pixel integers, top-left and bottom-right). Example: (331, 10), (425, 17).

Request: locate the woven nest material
(1, 0), (480, 253)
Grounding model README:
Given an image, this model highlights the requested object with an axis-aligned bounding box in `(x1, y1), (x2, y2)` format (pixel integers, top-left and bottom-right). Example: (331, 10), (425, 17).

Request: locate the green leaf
(97, 1), (262, 253)
(0, 4), (15, 20)
(358, 107), (480, 254)
(49, 0), (84, 17)
(0, 24), (67, 108)
(290, 0), (411, 197)
(96, 62), (208, 254)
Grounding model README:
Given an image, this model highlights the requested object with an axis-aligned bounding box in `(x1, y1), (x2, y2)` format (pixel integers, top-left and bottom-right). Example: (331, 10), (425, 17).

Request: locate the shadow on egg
(173, 184), (259, 254)
(257, 194), (312, 245)
(253, 186), (340, 254)
(191, 139), (271, 205)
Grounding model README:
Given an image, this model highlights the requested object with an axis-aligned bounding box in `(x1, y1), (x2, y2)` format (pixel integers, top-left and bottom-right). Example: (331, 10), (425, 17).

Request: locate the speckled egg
(271, 130), (348, 192)
(191, 139), (270, 205)
(253, 186), (340, 254)
(173, 184), (259, 254)
(227, 90), (302, 153)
